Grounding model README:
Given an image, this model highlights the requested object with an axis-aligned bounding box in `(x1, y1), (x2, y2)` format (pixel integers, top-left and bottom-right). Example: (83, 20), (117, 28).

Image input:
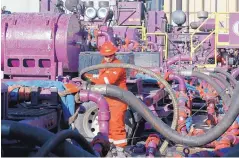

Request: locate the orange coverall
(86, 58), (128, 147)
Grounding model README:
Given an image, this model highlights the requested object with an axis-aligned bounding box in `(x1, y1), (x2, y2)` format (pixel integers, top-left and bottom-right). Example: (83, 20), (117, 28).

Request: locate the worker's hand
(82, 73), (92, 83)
(85, 77), (92, 83)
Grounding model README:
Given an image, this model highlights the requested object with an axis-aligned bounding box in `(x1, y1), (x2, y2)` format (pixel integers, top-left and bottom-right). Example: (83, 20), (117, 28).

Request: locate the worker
(84, 41), (128, 148)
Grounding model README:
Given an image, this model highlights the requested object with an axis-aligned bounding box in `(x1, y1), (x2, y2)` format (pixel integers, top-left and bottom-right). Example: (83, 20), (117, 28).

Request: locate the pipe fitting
(177, 102), (190, 135)
(147, 41), (158, 52)
(97, 31), (111, 42)
(168, 74), (186, 92)
(166, 55), (192, 66)
(145, 134), (160, 157)
(79, 90), (110, 137)
(91, 132), (110, 157)
(205, 67), (215, 72)
(206, 102), (217, 126)
(201, 71), (210, 76)
(86, 83), (239, 146)
(177, 70), (192, 77)
(214, 134), (238, 150)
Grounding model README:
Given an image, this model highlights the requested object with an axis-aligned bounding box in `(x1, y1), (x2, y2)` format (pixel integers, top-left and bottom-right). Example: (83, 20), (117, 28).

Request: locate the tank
(172, 10), (186, 26)
(1, 13), (82, 79)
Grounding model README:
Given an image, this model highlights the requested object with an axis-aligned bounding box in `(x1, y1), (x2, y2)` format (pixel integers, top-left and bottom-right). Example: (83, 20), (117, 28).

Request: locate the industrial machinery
(1, 0), (239, 157)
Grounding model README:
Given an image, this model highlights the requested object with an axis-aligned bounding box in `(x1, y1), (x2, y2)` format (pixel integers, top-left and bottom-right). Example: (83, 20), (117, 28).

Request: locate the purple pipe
(92, 143), (103, 156)
(128, 39), (139, 51)
(147, 41), (158, 52)
(168, 73), (189, 135)
(98, 30), (111, 42)
(166, 55), (192, 66)
(168, 74), (186, 92)
(79, 90), (110, 137)
(226, 135), (239, 145)
(231, 67), (239, 79)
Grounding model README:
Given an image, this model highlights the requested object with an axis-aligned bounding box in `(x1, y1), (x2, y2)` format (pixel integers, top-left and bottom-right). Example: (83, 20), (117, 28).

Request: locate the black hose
(1, 120), (96, 157)
(214, 68), (237, 88)
(34, 129), (96, 157)
(178, 71), (231, 106)
(209, 72), (233, 96)
(86, 83), (239, 146)
(79, 63), (178, 154)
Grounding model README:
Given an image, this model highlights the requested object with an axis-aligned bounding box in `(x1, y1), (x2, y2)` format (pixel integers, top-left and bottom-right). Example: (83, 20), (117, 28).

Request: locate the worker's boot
(115, 146), (126, 158)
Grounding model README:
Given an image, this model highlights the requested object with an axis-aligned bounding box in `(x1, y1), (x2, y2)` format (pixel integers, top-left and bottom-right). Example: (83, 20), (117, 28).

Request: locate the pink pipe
(168, 74), (186, 92)
(79, 90), (110, 137)
(231, 67), (239, 78)
(166, 55), (192, 66)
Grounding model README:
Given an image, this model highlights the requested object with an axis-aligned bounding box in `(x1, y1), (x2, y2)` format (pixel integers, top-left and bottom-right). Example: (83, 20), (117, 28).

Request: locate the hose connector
(201, 71), (210, 76)
(206, 67), (216, 72)
(176, 70), (192, 76)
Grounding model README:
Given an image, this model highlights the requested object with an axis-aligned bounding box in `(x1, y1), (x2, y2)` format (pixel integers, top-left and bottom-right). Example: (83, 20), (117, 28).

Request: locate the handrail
(190, 12), (216, 58)
(196, 25), (217, 68)
(190, 13), (217, 68)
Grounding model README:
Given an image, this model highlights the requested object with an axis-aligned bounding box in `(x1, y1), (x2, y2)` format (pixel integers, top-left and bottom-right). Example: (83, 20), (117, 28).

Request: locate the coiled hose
(208, 68), (237, 88)
(209, 72), (233, 96)
(79, 63), (178, 154)
(1, 120), (95, 157)
(86, 82), (239, 147)
(177, 71), (231, 106)
(34, 129), (96, 157)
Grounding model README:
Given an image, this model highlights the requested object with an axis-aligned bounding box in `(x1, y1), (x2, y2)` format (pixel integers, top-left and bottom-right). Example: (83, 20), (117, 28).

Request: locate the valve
(145, 134), (161, 157)
(91, 132), (110, 157)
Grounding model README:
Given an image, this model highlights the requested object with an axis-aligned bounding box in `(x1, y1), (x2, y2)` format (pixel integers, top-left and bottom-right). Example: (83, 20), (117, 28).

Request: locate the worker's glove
(91, 132), (110, 156)
(82, 74), (92, 83)
(85, 77), (91, 83)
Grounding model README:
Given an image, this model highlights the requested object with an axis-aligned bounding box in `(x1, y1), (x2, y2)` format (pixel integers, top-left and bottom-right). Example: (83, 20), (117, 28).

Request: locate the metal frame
(190, 12), (217, 68)
(190, 12), (239, 68)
